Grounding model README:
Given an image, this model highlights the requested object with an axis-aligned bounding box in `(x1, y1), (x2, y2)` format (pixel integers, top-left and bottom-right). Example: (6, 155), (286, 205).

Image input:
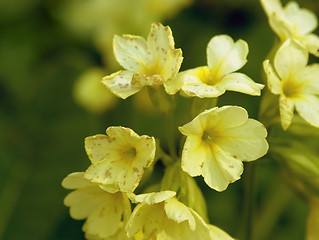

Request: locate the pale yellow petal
(213, 106), (249, 129)
(102, 70), (142, 99)
(274, 40), (308, 80)
(182, 82), (225, 98)
(208, 224), (235, 240)
(162, 48), (184, 94)
(113, 34), (148, 72)
(126, 202), (166, 238)
(133, 191), (176, 204)
(164, 197), (196, 230)
(64, 185), (109, 220)
(284, 2), (318, 36)
(217, 72), (264, 96)
(83, 193), (130, 239)
(203, 144), (243, 192)
(268, 12), (292, 41)
(85, 134), (118, 164)
(62, 172), (91, 189)
(260, 0), (282, 17)
(303, 34), (319, 57)
(181, 137), (207, 177)
(147, 22), (175, 56)
(207, 35), (248, 76)
(263, 59), (282, 95)
(218, 119), (269, 162)
(299, 64), (319, 94)
(279, 95), (295, 130)
(295, 95), (319, 128)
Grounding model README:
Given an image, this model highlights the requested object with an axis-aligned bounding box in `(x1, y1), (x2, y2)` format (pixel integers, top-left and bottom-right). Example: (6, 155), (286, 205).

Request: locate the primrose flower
(179, 106), (268, 191)
(102, 22), (183, 99)
(263, 39), (319, 130)
(126, 191), (213, 240)
(178, 35), (264, 98)
(84, 126), (156, 193)
(260, 0), (319, 56)
(62, 172), (131, 240)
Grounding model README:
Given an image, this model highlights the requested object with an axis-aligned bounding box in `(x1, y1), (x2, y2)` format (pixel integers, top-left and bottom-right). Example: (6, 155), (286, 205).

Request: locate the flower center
(122, 147), (137, 160)
(202, 130), (215, 144)
(282, 79), (300, 99)
(196, 67), (220, 86)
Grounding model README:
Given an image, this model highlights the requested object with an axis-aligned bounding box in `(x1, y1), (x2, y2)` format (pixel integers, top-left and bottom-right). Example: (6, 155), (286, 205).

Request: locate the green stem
(240, 162), (256, 240)
(164, 109), (177, 160)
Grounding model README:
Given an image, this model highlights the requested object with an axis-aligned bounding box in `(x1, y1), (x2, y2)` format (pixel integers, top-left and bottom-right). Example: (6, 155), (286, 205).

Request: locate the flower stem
(240, 162), (256, 240)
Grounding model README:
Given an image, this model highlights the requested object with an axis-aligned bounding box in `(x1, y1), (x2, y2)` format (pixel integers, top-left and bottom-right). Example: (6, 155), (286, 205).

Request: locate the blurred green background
(0, 0), (318, 239)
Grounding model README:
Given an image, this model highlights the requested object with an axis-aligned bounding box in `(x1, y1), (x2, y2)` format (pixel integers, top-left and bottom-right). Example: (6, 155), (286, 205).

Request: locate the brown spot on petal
(133, 167), (139, 173)
(105, 170), (112, 178)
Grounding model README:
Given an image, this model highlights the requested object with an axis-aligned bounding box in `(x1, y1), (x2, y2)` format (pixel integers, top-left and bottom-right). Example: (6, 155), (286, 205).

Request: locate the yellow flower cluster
(261, 0), (319, 130)
(63, 22), (269, 239)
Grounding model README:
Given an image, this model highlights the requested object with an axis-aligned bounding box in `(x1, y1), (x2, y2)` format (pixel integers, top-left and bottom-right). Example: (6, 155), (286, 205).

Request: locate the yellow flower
(102, 22), (183, 99)
(178, 35), (264, 98)
(263, 39), (319, 130)
(73, 67), (117, 114)
(126, 191), (213, 240)
(179, 106), (268, 191)
(62, 172), (131, 240)
(260, 0), (319, 56)
(84, 126), (156, 193)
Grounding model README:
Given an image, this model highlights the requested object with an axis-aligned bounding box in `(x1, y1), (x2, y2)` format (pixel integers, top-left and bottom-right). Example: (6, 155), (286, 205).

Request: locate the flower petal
(284, 2), (318, 36)
(263, 59), (282, 95)
(303, 34), (319, 57)
(147, 22), (175, 57)
(260, 0), (282, 17)
(218, 119), (269, 162)
(83, 193), (130, 239)
(62, 172), (91, 189)
(203, 144), (243, 192)
(113, 34), (148, 72)
(164, 197), (196, 230)
(85, 134), (118, 164)
(64, 185), (109, 220)
(181, 137), (207, 177)
(208, 225), (235, 240)
(279, 95), (295, 130)
(217, 72), (264, 96)
(274, 40), (308, 80)
(207, 35), (248, 76)
(295, 95), (319, 128)
(102, 70), (142, 99)
(133, 191), (176, 204)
